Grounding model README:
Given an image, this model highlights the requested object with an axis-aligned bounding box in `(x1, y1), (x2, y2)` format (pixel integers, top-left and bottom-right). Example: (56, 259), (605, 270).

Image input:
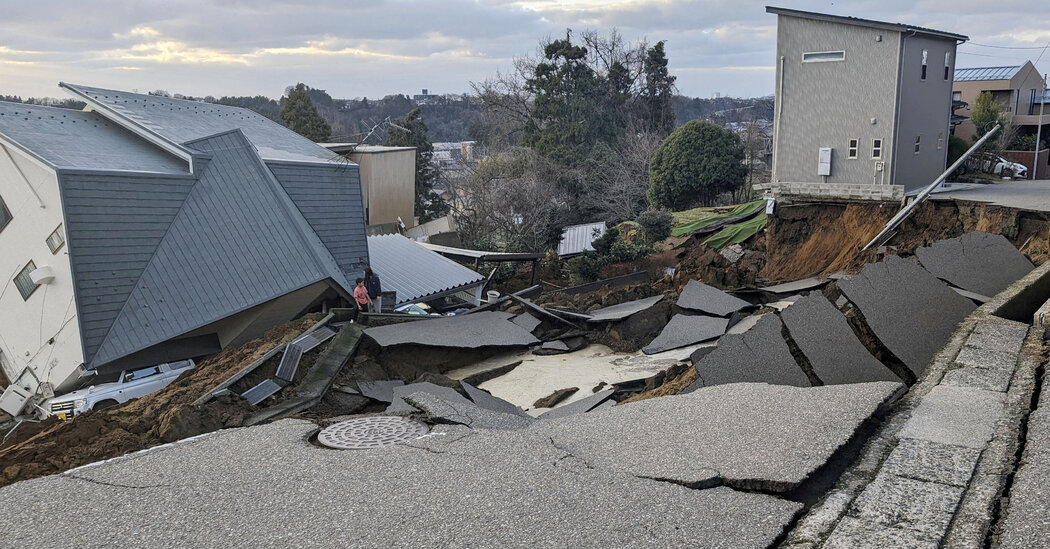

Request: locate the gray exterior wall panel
(893, 34), (957, 191)
(773, 16), (900, 186)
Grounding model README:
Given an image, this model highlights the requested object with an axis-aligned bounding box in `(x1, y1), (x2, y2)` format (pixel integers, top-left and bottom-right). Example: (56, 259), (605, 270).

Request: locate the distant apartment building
(766, 7), (967, 198)
(413, 89), (438, 105)
(952, 62), (1049, 141)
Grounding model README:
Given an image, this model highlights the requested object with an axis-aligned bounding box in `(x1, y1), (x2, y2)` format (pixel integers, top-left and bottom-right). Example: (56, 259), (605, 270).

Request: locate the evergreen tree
(280, 83), (331, 142)
(648, 120), (747, 209)
(385, 108), (448, 222)
(641, 41), (677, 136)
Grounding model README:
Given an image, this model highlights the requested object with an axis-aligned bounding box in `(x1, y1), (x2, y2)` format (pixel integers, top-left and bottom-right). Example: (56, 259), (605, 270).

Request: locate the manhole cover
(316, 416), (429, 450)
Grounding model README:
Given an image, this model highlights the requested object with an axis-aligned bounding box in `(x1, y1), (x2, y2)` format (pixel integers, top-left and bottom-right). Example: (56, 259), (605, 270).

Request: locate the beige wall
(348, 149), (416, 228)
(0, 143), (83, 393)
(954, 62), (1047, 141)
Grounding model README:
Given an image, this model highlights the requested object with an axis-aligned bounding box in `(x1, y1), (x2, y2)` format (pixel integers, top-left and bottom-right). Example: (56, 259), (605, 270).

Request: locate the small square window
(14, 260), (38, 301)
(921, 49), (928, 80)
(914, 135), (922, 154)
(872, 139), (883, 159)
(46, 224), (65, 254)
(953, 91), (962, 101)
(937, 132), (945, 150)
(0, 195), (11, 233)
(848, 139), (859, 159)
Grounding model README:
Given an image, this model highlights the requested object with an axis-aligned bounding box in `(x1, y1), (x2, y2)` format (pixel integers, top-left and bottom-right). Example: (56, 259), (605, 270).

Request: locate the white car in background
(45, 360), (195, 419)
(970, 153), (1028, 179)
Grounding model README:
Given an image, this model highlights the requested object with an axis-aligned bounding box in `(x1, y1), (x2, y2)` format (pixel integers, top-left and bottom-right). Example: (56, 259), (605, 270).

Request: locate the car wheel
(93, 399), (119, 411)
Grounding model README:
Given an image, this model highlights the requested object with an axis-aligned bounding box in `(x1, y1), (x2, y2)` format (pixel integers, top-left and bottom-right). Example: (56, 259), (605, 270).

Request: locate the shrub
(635, 210), (673, 243)
(648, 120), (747, 209)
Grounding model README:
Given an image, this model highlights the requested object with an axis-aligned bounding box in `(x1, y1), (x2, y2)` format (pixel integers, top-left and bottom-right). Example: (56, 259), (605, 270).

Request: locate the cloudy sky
(1, 0), (1048, 101)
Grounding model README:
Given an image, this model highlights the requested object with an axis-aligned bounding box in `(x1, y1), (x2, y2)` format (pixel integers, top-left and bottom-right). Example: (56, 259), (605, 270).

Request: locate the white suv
(45, 360), (195, 419)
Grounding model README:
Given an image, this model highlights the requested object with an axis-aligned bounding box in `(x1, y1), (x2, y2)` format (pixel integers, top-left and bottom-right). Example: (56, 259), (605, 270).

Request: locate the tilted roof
(60, 83), (340, 164)
(766, 6), (968, 42)
(367, 234), (484, 305)
(0, 102), (187, 173)
(954, 66), (1023, 82)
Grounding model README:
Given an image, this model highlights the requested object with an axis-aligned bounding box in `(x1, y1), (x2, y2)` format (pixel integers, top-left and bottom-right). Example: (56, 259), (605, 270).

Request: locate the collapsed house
(0, 84), (368, 406)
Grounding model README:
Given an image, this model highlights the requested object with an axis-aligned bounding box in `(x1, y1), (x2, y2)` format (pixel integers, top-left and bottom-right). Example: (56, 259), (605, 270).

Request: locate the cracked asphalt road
(0, 382), (902, 548)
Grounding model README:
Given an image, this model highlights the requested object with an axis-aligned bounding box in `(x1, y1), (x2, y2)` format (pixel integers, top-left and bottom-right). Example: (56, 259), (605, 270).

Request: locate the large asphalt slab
(363, 310), (539, 348)
(779, 293), (901, 385)
(0, 417), (804, 548)
(676, 279), (751, 317)
(914, 231), (1033, 297)
(838, 255), (976, 379)
(685, 314), (811, 390)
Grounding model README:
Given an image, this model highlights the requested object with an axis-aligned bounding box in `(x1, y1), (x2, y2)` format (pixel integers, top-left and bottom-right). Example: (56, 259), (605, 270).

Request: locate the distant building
(413, 88), (438, 105)
(765, 7), (967, 199)
(0, 84), (367, 398)
(952, 62), (1049, 142)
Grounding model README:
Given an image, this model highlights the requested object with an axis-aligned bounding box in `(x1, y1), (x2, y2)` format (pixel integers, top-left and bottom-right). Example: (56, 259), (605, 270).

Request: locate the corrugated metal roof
(367, 234), (484, 305)
(557, 222), (607, 257)
(0, 101), (187, 173)
(61, 83), (340, 164)
(87, 130), (351, 367)
(954, 66), (1022, 82)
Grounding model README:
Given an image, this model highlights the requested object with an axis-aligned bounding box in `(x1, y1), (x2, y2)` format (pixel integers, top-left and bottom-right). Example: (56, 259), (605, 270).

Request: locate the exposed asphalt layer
(0, 381), (909, 548)
(915, 231), (1033, 297)
(779, 294), (902, 385)
(585, 295), (664, 323)
(642, 313), (728, 355)
(363, 311), (540, 348)
(838, 255), (976, 379)
(685, 314), (811, 391)
(676, 279), (752, 317)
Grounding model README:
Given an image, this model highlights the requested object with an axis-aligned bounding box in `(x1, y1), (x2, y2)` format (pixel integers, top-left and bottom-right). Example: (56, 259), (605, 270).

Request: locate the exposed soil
(620, 366), (701, 404)
(0, 314), (324, 488)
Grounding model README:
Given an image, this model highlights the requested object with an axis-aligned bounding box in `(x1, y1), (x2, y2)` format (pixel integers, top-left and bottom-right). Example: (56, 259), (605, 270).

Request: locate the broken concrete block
(386, 381), (474, 414)
(536, 382), (904, 493)
(848, 473), (965, 540)
(838, 255), (976, 379)
(357, 380), (405, 403)
(459, 381), (530, 418)
(897, 385), (1006, 449)
(642, 314), (728, 355)
(510, 313), (543, 333)
(538, 389), (615, 420)
(880, 438), (981, 487)
(779, 294), (902, 385)
(534, 336), (588, 355)
(403, 391), (534, 430)
(534, 387), (578, 408)
(676, 279), (751, 316)
(685, 315), (810, 392)
(364, 311), (540, 349)
(824, 516), (939, 549)
(915, 231), (1033, 297)
(759, 277), (828, 295)
(941, 365), (1013, 393)
(586, 295), (664, 323)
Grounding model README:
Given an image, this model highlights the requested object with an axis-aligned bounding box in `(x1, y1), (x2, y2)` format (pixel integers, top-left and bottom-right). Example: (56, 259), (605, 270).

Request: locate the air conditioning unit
(0, 384), (32, 417)
(30, 265), (55, 285)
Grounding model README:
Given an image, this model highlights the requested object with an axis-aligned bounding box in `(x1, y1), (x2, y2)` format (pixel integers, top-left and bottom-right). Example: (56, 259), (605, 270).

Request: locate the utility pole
(1035, 73), (1047, 180)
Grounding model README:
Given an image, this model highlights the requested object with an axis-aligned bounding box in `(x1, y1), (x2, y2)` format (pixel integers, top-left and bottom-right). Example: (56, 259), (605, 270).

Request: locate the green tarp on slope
(703, 212), (768, 249)
(670, 199), (767, 238)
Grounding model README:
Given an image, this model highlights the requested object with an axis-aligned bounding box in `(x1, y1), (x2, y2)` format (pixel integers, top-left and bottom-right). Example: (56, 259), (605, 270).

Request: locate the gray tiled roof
(61, 83), (339, 164)
(0, 101), (187, 173)
(954, 66), (1022, 82)
(86, 130), (352, 367)
(367, 234), (484, 305)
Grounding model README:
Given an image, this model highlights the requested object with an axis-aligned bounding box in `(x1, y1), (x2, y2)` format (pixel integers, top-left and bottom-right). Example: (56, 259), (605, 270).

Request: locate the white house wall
(0, 144), (83, 392)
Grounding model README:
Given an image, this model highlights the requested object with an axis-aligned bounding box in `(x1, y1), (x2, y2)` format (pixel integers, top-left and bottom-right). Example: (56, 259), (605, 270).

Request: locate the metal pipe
(863, 124), (1000, 251)
(1035, 73), (1046, 180)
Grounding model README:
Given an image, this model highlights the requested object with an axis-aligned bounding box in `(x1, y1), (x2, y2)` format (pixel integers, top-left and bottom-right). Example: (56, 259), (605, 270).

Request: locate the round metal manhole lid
(317, 416), (429, 450)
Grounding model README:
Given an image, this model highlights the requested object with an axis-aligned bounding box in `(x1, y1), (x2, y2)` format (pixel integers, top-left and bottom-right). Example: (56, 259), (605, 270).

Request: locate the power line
(965, 42), (1050, 50)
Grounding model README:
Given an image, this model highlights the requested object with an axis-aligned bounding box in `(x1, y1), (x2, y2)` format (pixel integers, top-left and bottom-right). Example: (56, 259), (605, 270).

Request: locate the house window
(944, 52), (951, 81)
(0, 195), (11, 233)
(802, 51), (845, 63)
(921, 49), (928, 80)
(914, 135), (922, 154)
(937, 132), (945, 150)
(953, 91), (962, 101)
(848, 139), (859, 159)
(13, 260), (38, 301)
(872, 139), (883, 159)
(46, 224), (65, 254)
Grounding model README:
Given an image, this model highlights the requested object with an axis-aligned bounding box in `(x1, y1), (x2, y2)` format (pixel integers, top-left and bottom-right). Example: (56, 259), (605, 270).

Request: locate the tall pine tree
(280, 83), (331, 142)
(385, 108), (449, 222)
(641, 41), (677, 136)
